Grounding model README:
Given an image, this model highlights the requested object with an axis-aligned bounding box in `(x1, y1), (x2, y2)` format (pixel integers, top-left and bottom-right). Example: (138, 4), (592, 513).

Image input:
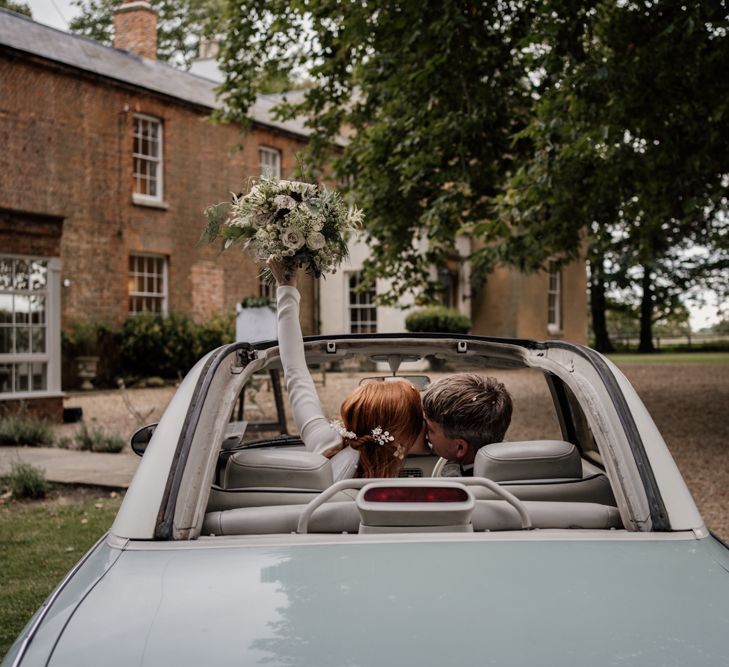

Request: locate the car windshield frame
(116, 333), (694, 542)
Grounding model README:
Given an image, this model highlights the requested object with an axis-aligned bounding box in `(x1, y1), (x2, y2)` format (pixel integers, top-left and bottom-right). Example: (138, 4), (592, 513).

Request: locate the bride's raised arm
(267, 258), (355, 476)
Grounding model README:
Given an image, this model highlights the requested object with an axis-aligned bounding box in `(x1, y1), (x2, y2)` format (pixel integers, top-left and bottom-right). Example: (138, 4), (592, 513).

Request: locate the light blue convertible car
(5, 334), (729, 666)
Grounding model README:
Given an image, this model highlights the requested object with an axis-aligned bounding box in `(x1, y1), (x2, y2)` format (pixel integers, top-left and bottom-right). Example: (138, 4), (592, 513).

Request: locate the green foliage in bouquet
(202, 178), (362, 283)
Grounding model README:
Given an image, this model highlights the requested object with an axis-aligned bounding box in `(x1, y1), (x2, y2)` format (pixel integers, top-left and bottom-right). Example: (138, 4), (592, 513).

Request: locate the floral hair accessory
(330, 419), (356, 440)
(201, 177), (363, 283)
(371, 426), (395, 446)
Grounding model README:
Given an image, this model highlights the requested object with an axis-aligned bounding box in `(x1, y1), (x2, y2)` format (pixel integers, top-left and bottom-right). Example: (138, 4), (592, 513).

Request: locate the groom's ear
(453, 439), (470, 462)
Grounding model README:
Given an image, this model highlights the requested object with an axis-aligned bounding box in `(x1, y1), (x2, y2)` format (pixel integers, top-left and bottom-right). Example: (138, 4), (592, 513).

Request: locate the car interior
(180, 337), (626, 538)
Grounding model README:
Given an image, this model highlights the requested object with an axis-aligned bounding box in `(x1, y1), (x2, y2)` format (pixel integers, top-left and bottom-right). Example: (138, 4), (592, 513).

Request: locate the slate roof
(0, 7), (312, 138)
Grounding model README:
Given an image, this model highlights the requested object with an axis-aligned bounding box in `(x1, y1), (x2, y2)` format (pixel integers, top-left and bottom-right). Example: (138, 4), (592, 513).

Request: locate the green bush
(405, 306), (471, 334)
(0, 413), (54, 447)
(119, 313), (199, 379)
(195, 311), (236, 354)
(65, 320), (101, 356)
(74, 422), (125, 453)
(4, 462), (48, 499)
(239, 296), (274, 309)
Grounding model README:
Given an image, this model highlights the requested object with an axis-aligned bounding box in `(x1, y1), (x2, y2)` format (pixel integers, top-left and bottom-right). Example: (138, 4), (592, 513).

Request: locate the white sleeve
(276, 286), (343, 456)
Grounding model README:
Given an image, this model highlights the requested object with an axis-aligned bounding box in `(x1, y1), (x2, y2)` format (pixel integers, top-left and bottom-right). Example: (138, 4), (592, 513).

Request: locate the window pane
(0, 259), (12, 289)
(31, 363), (46, 391)
(0, 326), (12, 354)
(16, 362), (29, 391)
(15, 296), (30, 324)
(30, 296), (45, 324)
(0, 294), (12, 323)
(16, 327), (29, 353)
(29, 261), (47, 290)
(13, 260), (29, 289)
(31, 327), (46, 354)
(0, 363), (11, 393)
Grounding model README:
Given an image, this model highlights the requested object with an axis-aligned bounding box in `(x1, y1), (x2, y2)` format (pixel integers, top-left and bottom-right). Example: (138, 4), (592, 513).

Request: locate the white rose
(280, 227), (305, 250)
(250, 212), (269, 229)
(306, 231), (326, 250)
(274, 194), (298, 211)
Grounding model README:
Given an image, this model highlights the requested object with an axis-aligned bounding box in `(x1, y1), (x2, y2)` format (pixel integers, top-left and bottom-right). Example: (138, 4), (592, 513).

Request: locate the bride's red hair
(324, 380), (424, 478)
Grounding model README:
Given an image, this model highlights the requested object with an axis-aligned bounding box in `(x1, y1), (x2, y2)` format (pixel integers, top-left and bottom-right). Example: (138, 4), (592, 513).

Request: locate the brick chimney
(113, 0), (158, 60)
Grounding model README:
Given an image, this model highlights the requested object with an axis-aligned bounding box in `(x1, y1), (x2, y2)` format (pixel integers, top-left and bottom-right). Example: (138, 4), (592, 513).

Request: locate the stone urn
(75, 355), (99, 390)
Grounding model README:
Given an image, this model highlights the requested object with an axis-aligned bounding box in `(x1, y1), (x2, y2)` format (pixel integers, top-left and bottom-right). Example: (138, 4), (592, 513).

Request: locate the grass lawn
(608, 351), (729, 365)
(0, 489), (122, 660)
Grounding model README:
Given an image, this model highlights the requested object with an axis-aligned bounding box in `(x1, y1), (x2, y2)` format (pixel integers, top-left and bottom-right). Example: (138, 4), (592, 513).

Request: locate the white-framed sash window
(259, 146), (281, 178)
(547, 261), (562, 334)
(128, 253), (168, 315)
(347, 272), (377, 334)
(0, 255), (61, 397)
(133, 114), (164, 202)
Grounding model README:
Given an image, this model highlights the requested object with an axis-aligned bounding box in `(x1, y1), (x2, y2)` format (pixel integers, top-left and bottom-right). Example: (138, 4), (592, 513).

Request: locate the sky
(16, 1), (727, 332)
(24, 0), (77, 30)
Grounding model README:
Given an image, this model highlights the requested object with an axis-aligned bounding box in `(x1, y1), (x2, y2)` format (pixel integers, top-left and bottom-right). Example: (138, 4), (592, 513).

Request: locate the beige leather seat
(207, 449), (357, 512)
(471, 440), (616, 506)
(203, 499), (622, 536)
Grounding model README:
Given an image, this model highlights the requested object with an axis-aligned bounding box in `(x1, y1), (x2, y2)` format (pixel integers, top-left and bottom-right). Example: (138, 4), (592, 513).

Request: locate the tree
(69, 0), (225, 69)
(0, 0), (32, 17)
(714, 317), (729, 335)
(500, 1), (729, 351)
(215, 1), (540, 304)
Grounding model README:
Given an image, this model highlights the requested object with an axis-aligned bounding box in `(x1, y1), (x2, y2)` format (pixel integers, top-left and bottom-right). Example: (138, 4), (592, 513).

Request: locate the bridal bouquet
(202, 178), (363, 283)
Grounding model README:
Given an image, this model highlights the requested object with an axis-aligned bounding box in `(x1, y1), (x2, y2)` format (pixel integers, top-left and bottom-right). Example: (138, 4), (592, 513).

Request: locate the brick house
(0, 4), (317, 419)
(0, 3), (587, 420)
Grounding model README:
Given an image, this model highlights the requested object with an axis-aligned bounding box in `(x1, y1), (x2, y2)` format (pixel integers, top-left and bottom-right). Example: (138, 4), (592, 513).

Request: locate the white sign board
(236, 305), (277, 343)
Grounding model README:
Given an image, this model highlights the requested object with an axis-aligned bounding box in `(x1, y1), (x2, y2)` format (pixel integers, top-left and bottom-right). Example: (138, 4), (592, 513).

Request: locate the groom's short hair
(422, 373), (512, 450)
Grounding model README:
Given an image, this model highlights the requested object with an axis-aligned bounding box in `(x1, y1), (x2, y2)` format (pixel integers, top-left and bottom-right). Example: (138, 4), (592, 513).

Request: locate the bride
(267, 257), (429, 481)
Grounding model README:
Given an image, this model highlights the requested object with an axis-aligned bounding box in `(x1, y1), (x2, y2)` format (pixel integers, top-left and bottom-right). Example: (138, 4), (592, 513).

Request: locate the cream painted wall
(469, 259), (587, 343)
(319, 236), (413, 334)
(319, 235), (472, 335)
(319, 235), (586, 342)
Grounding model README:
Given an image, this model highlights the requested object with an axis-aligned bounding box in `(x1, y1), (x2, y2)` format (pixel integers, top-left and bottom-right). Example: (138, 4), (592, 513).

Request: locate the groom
(422, 373), (513, 476)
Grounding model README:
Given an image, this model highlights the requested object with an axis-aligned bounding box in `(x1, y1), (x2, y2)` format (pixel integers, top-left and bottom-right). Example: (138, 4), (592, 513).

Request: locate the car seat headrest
(224, 449), (333, 490)
(474, 440), (582, 481)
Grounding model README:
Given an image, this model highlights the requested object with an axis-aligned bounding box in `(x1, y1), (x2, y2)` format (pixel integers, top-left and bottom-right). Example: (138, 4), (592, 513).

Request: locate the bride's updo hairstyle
(324, 380), (424, 478)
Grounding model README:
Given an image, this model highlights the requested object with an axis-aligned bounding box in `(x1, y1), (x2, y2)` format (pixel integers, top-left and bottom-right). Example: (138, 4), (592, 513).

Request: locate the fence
(609, 332), (729, 350)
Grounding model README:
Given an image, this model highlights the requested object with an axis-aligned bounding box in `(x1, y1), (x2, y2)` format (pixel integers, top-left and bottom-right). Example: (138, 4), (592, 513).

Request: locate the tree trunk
(638, 265), (655, 353)
(589, 258), (614, 353)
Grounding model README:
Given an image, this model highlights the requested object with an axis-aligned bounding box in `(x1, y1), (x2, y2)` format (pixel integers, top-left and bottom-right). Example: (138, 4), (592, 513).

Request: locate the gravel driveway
(59, 361), (729, 539)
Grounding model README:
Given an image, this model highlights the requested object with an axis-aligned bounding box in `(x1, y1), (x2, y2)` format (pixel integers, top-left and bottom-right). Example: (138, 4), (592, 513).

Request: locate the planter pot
(75, 355), (99, 390)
